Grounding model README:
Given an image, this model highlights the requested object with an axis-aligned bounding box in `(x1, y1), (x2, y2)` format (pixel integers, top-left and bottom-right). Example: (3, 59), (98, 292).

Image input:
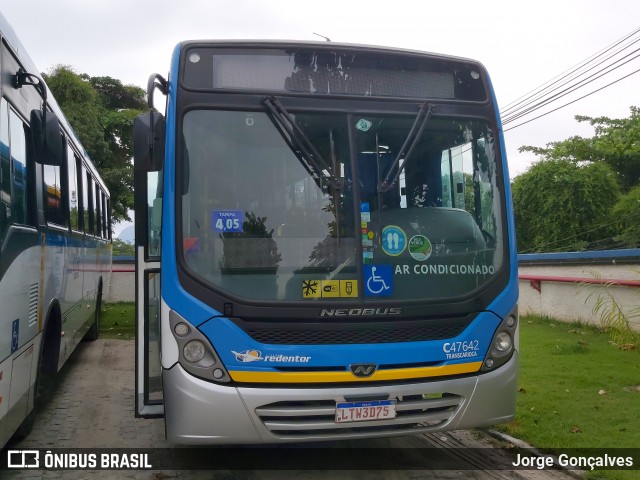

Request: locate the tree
(512, 159), (621, 253)
(519, 107), (640, 192)
(612, 185), (640, 248)
(44, 66), (146, 222)
(112, 238), (135, 256)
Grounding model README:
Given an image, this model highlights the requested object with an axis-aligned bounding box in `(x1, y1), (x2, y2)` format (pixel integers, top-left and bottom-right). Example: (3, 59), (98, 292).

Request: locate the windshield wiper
(378, 103), (435, 193)
(263, 96), (341, 190)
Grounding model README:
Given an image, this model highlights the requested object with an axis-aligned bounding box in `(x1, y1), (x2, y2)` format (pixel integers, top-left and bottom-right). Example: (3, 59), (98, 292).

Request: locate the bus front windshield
(181, 109), (504, 302)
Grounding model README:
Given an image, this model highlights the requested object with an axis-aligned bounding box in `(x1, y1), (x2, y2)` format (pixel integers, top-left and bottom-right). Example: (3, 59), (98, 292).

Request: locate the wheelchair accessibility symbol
(11, 319), (19, 353)
(364, 265), (393, 297)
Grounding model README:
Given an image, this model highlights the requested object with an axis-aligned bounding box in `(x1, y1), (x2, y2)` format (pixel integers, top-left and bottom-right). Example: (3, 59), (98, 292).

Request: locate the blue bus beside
(0, 11), (112, 446)
(134, 41), (518, 444)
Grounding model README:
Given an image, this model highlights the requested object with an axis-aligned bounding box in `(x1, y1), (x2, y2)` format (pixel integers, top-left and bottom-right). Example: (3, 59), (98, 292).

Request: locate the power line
(500, 27), (640, 116)
(503, 66), (640, 132)
(500, 26), (640, 130)
(502, 45), (640, 124)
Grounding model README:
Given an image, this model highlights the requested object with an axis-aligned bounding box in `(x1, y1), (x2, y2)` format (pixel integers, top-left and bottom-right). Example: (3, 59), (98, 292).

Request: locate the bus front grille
(254, 393), (463, 439)
(234, 316), (473, 345)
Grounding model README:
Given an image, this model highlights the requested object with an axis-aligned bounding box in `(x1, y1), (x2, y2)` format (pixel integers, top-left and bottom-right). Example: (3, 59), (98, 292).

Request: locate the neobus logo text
(320, 307), (402, 317)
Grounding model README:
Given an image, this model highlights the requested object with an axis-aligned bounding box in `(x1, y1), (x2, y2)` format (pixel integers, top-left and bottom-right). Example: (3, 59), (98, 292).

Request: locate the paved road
(4, 339), (579, 479)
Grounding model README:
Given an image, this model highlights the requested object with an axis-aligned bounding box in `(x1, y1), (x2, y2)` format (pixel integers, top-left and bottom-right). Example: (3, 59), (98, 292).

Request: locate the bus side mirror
(134, 111), (165, 172)
(31, 109), (63, 166)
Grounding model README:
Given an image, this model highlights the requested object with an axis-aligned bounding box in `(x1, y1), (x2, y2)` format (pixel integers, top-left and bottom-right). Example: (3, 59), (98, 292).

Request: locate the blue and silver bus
(0, 11), (112, 446)
(134, 41), (518, 444)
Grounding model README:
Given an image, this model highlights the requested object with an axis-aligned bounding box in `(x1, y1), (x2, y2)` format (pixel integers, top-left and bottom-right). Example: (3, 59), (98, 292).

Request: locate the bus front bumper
(163, 352), (517, 445)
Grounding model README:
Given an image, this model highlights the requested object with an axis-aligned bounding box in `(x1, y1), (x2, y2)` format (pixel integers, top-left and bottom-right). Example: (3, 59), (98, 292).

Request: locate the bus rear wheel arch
(85, 278), (103, 341)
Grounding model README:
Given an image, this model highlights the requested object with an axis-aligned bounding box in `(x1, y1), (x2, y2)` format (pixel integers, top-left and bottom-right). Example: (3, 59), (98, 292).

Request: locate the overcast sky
(2, 0), (639, 233)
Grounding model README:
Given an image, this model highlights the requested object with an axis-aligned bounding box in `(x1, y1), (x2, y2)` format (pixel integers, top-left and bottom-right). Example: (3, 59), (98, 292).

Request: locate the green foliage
(499, 316), (640, 480)
(520, 107), (640, 193)
(612, 185), (640, 247)
(515, 107), (640, 253)
(519, 134), (594, 162)
(111, 238), (135, 256)
(580, 270), (640, 349)
(512, 159), (621, 252)
(590, 289), (640, 349)
(44, 66), (109, 163)
(576, 107), (640, 192)
(44, 66), (146, 223)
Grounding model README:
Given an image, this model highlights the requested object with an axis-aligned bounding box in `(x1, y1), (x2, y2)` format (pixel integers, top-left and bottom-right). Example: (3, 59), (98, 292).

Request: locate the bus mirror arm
(13, 68), (47, 99)
(14, 68), (63, 166)
(147, 73), (168, 110)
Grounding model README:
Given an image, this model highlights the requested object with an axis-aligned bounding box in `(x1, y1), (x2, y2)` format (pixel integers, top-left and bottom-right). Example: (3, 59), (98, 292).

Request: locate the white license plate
(335, 400), (396, 423)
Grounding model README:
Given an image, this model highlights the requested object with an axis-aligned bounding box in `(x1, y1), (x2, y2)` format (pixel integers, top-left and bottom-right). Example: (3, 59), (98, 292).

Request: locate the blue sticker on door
(11, 319), (19, 353)
(381, 225), (407, 256)
(364, 265), (393, 297)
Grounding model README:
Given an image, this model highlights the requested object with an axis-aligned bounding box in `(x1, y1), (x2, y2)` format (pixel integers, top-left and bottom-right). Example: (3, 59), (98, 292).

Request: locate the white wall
(518, 263), (640, 331)
(107, 260), (135, 303)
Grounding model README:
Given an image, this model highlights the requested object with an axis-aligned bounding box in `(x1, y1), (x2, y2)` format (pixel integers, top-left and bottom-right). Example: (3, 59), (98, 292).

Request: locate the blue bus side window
(9, 108), (28, 225)
(0, 98), (11, 241)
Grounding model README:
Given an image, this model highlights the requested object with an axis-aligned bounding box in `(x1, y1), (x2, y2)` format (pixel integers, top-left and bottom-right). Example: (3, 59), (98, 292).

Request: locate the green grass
(100, 302), (135, 339)
(498, 315), (640, 479)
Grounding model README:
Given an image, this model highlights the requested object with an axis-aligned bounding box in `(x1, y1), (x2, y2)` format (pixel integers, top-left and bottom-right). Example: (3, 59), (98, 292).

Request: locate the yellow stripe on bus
(229, 361), (483, 383)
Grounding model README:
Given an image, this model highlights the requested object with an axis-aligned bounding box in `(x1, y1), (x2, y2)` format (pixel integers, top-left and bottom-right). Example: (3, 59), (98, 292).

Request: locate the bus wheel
(85, 283), (102, 341)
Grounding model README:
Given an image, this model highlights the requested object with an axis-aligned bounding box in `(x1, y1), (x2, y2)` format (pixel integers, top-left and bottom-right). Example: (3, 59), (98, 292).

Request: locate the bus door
(133, 109), (165, 417)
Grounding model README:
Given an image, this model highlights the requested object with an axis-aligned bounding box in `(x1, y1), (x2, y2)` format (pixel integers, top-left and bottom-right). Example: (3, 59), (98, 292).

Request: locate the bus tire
(12, 406), (35, 440)
(85, 282), (102, 341)
(12, 357), (54, 440)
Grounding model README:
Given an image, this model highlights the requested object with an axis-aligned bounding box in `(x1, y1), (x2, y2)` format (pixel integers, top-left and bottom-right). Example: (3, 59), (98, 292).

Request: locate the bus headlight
(494, 331), (512, 352)
(183, 340), (206, 363)
(169, 310), (231, 383)
(481, 308), (518, 372)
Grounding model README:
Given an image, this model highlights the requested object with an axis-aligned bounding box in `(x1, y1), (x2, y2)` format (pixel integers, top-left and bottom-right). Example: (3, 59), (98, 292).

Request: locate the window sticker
(302, 280), (358, 298)
(408, 235), (432, 261)
(211, 210), (243, 233)
(360, 202), (374, 263)
(356, 119), (373, 132)
(11, 319), (19, 353)
(321, 280), (340, 298)
(381, 225), (407, 256)
(364, 265), (393, 297)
